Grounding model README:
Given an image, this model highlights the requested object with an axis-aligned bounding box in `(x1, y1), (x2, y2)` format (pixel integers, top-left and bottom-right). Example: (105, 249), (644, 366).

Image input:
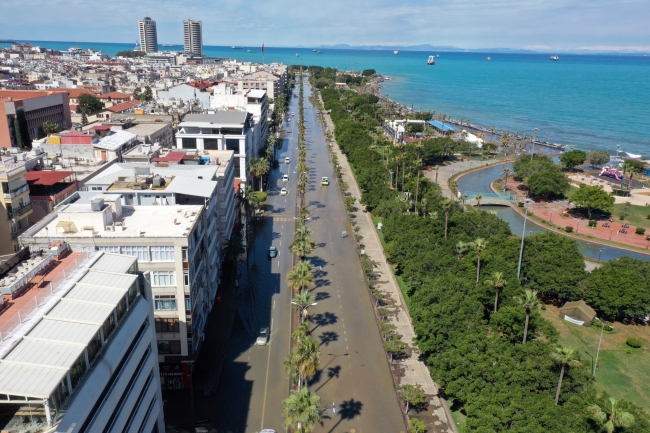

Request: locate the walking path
(318, 93), (457, 433)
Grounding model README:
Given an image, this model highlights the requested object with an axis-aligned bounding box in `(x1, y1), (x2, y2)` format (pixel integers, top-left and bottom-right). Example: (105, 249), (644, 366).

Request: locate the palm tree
(551, 346), (581, 405)
(238, 184), (256, 222)
(502, 168), (512, 189)
(587, 397), (635, 433)
(474, 194), (483, 207)
(296, 337), (321, 380)
(295, 225), (312, 240)
(472, 238), (488, 282)
(292, 291), (316, 322)
(287, 260), (315, 292)
(247, 158), (261, 191)
(283, 387), (322, 433)
(256, 158), (270, 191)
(414, 158), (423, 207)
(292, 321), (311, 343)
(298, 205), (310, 220)
(442, 199), (452, 238)
(514, 289), (539, 343)
(455, 241), (469, 259)
(484, 271), (506, 312)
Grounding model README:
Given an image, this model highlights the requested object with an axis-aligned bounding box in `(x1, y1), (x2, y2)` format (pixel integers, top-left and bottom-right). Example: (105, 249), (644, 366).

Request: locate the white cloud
(0, 0), (648, 50)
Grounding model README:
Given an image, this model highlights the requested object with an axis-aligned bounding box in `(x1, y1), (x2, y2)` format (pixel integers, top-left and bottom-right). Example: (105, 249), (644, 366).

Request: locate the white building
(156, 83), (211, 110)
(138, 17), (159, 54)
(183, 19), (203, 56)
(175, 111), (265, 184)
(239, 69), (288, 99)
(0, 249), (165, 432)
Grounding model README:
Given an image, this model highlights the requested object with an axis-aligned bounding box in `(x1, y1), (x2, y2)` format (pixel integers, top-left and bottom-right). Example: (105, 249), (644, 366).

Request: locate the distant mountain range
(306, 44), (537, 53)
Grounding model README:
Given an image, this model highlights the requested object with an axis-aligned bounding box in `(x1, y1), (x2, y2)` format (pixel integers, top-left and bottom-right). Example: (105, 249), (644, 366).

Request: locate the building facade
(138, 17), (159, 54)
(0, 249), (166, 432)
(0, 162), (32, 254)
(183, 19), (203, 56)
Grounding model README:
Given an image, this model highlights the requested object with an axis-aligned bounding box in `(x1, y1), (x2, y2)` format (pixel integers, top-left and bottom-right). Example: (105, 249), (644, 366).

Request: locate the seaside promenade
(318, 92), (458, 433)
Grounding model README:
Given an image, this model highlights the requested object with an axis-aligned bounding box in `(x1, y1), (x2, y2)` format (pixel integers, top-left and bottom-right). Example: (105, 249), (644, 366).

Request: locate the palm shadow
(318, 331), (339, 347)
(327, 398), (364, 433)
(314, 291), (330, 301)
(314, 365), (342, 392)
(310, 312), (338, 332)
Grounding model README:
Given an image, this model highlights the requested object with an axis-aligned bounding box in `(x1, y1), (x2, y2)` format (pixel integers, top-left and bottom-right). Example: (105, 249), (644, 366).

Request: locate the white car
(256, 327), (269, 345)
(291, 112), (295, 116)
(280, 188), (287, 196)
(285, 157), (290, 164)
(282, 174), (289, 182)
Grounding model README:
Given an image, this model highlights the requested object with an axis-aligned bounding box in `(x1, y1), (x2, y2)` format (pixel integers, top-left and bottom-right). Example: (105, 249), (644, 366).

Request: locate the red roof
(187, 80), (211, 91)
(106, 100), (140, 113)
(26, 171), (75, 186)
(152, 152), (185, 163)
(90, 125), (112, 131)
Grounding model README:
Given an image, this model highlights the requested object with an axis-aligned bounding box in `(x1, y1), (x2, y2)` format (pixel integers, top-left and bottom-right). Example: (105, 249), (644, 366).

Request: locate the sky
(0, 0), (648, 52)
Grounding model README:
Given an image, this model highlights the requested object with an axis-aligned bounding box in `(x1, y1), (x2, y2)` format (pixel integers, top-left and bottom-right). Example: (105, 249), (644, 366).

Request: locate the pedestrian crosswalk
(269, 216), (293, 222)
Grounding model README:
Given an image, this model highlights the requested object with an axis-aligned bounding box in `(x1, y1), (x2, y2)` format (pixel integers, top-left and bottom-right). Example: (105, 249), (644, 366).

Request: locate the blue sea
(4, 40), (650, 156)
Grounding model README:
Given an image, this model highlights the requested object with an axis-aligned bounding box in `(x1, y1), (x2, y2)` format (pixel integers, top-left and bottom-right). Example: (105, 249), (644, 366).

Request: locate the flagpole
(262, 43), (265, 65)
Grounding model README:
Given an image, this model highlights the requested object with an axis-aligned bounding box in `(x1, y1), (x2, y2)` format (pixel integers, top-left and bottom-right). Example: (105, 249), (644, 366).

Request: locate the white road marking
(273, 299), (276, 310)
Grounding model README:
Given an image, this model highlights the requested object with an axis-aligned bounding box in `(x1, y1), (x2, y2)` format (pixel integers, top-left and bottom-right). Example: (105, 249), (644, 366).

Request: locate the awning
(26, 171), (75, 186)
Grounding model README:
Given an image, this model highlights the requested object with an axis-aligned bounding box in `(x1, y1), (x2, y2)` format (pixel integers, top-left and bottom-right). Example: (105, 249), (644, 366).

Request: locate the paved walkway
(318, 94), (457, 433)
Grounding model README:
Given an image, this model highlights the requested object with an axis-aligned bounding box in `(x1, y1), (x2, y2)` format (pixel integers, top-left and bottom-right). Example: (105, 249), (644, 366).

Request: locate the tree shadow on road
(314, 291), (330, 301)
(327, 398), (364, 433)
(310, 312), (338, 332)
(318, 331), (339, 347)
(312, 365), (342, 392)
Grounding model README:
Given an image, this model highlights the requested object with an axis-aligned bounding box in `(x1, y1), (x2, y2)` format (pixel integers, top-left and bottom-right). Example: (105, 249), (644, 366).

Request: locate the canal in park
(457, 163), (650, 262)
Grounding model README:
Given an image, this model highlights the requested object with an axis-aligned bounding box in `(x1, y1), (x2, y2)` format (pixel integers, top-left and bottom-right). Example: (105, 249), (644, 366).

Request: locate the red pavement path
(501, 178), (650, 252)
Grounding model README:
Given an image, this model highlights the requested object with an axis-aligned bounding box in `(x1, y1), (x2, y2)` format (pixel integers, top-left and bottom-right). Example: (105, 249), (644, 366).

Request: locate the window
(121, 245), (149, 262)
(155, 318), (180, 332)
(182, 137), (197, 149)
(151, 246), (175, 262)
(185, 296), (191, 313)
(157, 340), (181, 354)
(154, 295), (177, 310)
(225, 138), (239, 151)
(152, 271), (175, 286)
(98, 246), (119, 253)
(183, 270), (189, 287)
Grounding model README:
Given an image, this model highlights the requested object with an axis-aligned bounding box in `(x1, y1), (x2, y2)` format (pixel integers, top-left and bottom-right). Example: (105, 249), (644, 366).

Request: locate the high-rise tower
(183, 19), (203, 56)
(138, 16), (158, 54)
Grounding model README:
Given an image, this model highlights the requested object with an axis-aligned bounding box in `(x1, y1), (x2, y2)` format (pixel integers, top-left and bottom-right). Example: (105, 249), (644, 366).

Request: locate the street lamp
(517, 202), (530, 279)
(593, 318), (613, 376)
(598, 249), (602, 262)
(531, 128), (538, 161)
(292, 301), (318, 323)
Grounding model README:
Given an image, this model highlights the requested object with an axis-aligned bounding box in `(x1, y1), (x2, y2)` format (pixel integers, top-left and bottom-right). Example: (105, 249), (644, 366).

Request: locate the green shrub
(636, 227), (646, 235)
(626, 337), (643, 348)
(253, 191), (268, 202)
(565, 226), (574, 233)
(588, 219), (597, 227)
(620, 214), (626, 220)
(518, 202), (525, 207)
(646, 213), (650, 220)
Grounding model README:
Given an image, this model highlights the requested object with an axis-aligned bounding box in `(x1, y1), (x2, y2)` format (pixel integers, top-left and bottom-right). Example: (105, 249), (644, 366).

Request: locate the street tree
(559, 149), (587, 170)
(442, 199), (452, 238)
(622, 159), (645, 178)
(287, 261), (315, 292)
(76, 93), (104, 114)
(514, 289), (539, 343)
(472, 238), (488, 283)
(282, 387), (322, 433)
(551, 346), (581, 405)
(398, 384), (426, 415)
(37, 120), (60, 138)
(484, 271), (506, 312)
(586, 397), (635, 433)
(290, 238), (314, 259)
(385, 334), (405, 362)
(527, 170), (570, 199)
(586, 150), (611, 168)
(292, 291), (316, 322)
(569, 184), (614, 218)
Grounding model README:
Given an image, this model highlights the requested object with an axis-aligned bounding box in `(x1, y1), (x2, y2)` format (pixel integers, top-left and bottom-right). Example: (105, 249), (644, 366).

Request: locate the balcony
(7, 202), (32, 220)
(3, 183), (29, 199)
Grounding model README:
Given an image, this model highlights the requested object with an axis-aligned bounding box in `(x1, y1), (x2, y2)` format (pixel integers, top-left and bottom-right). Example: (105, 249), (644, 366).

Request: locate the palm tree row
(247, 157), (269, 192)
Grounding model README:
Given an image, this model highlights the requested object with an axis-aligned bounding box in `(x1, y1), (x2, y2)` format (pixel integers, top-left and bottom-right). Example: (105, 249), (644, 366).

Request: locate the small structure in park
(560, 300), (597, 327)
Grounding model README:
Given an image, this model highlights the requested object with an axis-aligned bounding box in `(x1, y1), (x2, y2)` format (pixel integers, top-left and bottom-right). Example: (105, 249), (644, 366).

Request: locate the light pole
(292, 301), (317, 323)
(593, 318), (612, 376)
(549, 212), (553, 225)
(598, 249), (602, 262)
(517, 203), (529, 279)
(531, 128), (538, 161)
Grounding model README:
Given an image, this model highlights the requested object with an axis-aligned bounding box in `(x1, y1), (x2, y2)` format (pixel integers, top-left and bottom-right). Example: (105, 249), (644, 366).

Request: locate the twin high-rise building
(136, 17), (203, 56)
(183, 19), (203, 56)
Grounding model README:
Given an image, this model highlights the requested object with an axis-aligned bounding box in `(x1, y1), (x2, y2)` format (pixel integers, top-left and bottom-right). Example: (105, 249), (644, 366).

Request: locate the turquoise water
(4, 40), (650, 155)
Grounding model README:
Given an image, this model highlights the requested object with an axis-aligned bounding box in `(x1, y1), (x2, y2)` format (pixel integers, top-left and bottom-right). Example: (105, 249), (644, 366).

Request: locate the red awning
(26, 171), (75, 186)
(152, 152), (186, 163)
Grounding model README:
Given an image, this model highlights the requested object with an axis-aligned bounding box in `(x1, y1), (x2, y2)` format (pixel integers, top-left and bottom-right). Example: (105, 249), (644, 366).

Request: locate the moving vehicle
(291, 112), (295, 116)
(549, 55), (560, 61)
(285, 157), (290, 164)
(427, 56), (435, 65)
(268, 246), (278, 258)
(321, 176), (329, 185)
(283, 174), (289, 182)
(393, 50), (399, 55)
(256, 327), (269, 345)
(280, 188), (287, 196)
(341, 231), (348, 238)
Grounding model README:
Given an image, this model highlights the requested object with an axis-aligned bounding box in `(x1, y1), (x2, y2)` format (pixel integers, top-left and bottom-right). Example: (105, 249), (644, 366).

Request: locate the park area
(540, 305), (650, 412)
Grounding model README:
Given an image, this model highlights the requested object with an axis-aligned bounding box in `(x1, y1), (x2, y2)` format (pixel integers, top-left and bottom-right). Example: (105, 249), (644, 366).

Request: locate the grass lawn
(451, 409), (467, 433)
(540, 305), (650, 412)
(613, 202), (650, 231)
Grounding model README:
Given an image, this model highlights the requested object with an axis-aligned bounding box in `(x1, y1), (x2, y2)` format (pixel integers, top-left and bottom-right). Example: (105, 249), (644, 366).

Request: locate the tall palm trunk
(444, 212), (449, 239)
(493, 289), (499, 313)
(476, 256), (481, 283)
(555, 364), (566, 405)
(415, 170), (420, 206)
(402, 159), (406, 192)
(523, 309), (530, 343)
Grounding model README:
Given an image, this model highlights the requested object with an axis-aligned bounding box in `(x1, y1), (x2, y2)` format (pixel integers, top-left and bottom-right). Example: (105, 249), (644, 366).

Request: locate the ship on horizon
(393, 50), (399, 55)
(549, 55), (560, 61)
(427, 55), (435, 65)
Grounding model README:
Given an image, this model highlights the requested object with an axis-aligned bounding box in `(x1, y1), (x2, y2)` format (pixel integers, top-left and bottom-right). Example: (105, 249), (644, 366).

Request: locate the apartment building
(0, 90), (72, 149)
(0, 162), (32, 255)
(239, 68), (288, 100)
(183, 19), (203, 56)
(138, 17), (159, 54)
(175, 111), (265, 184)
(0, 248), (165, 432)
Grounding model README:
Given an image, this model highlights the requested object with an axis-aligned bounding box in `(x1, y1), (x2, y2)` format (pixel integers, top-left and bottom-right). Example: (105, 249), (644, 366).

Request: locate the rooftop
(182, 111), (248, 126)
(93, 129), (137, 150)
(106, 99), (141, 113)
(0, 252), (137, 400)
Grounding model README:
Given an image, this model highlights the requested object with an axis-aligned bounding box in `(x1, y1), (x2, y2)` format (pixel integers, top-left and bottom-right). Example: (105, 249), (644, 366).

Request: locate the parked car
(285, 157), (290, 164)
(321, 176), (329, 185)
(280, 188), (287, 196)
(256, 327), (269, 345)
(268, 246), (278, 258)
